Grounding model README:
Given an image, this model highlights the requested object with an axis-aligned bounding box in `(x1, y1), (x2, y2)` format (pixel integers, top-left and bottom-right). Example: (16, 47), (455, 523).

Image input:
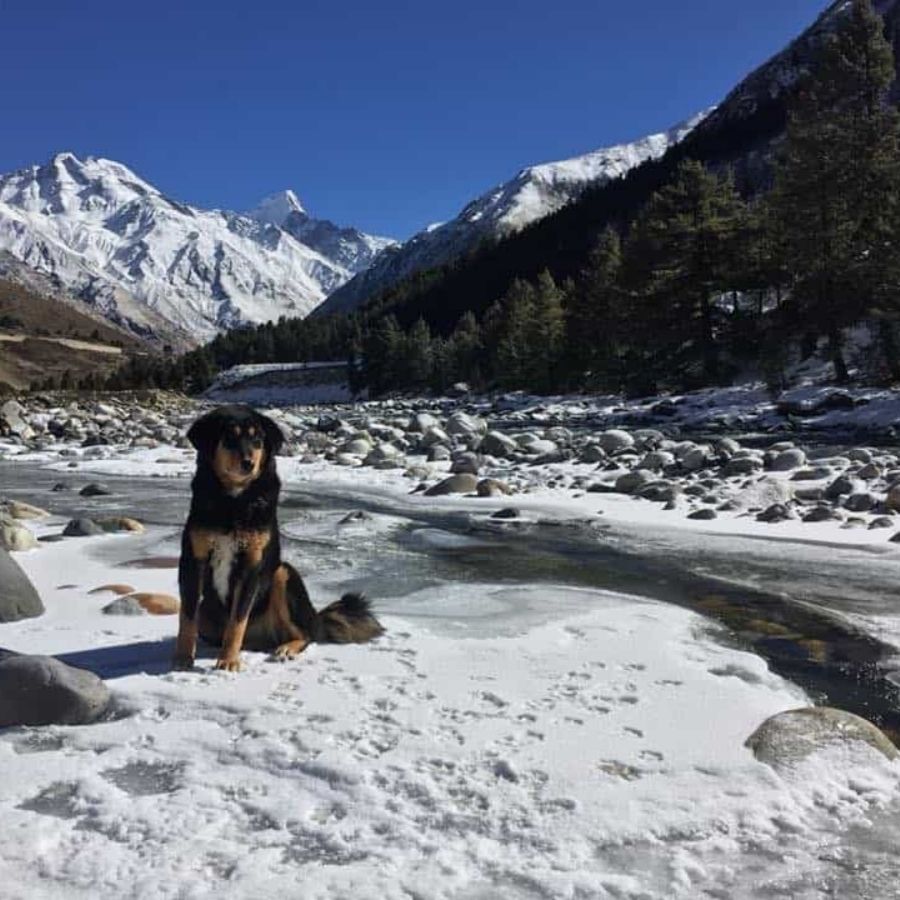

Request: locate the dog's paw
(214, 657), (243, 673)
(172, 656), (196, 671)
(271, 639), (308, 662)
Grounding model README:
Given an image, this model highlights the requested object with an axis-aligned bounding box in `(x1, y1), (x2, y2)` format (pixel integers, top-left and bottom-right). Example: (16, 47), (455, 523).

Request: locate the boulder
(745, 707), (897, 770)
(477, 478), (514, 498)
(63, 518), (105, 537)
(79, 483), (112, 497)
(424, 474), (479, 496)
(94, 517), (145, 534)
(614, 469), (655, 495)
(0, 653), (111, 727)
(687, 508), (717, 520)
(5, 501), (50, 520)
(0, 400), (34, 440)
(771, 448), (807, 472)
(480, 431), (518, 458)
(102, 596), (147, 616)
(450, 452), (482, 475)
(0, 524), (38, 552)
(445, 412), (487, 437)
(0, 548), (44, 621)
(596, 430), (634, 455)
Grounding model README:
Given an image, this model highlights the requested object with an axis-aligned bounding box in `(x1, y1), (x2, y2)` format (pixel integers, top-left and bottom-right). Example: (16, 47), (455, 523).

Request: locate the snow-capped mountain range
(0, 154), (394, 344)
(314, 111), (710, 316)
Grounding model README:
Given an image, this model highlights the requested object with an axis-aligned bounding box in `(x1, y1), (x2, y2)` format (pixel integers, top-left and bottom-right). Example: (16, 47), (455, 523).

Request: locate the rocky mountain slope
(0, 154), (392, 345)
(315, 112), (709, 316)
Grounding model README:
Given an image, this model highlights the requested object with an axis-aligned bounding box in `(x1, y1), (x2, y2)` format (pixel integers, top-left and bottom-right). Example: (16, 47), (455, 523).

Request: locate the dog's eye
(251, 438), (263, 450)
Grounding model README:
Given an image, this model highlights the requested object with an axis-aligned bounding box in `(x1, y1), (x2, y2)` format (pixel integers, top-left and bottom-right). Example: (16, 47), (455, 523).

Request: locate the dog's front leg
(174, 529), (211, 670)
(215, 566), (261, 672)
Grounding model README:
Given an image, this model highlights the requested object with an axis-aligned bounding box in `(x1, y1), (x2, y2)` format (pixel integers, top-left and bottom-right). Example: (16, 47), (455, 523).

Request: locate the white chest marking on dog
(208, 533), (238, 604)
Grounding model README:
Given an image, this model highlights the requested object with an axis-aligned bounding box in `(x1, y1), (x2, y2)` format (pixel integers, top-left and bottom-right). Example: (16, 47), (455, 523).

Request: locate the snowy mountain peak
(247, 189), (307, 225)
(0, 152), (389, 344)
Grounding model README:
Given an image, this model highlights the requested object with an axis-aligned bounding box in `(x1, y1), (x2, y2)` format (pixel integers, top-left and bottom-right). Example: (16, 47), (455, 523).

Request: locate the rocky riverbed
(4, 390), (900, 551)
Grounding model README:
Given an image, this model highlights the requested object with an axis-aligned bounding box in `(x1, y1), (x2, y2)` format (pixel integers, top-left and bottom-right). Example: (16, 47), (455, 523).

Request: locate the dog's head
(187, 405), (285, 494)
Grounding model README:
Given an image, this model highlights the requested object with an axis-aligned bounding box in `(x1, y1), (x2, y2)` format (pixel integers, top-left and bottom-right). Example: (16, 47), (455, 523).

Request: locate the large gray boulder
(0, 652), (111, 726)
(424, 474), (479, 496)
(0, 548), (43, 622)
(746, 707), (898, 770)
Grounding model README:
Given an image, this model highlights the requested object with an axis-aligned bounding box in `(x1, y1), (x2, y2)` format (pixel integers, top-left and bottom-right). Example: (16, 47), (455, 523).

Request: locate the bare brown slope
(0, 279), (146, 392)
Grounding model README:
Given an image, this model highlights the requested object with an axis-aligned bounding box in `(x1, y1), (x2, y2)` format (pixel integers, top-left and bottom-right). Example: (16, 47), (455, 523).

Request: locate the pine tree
(566, 227), (625, 387)
(495, 279), (538, 389)
(404, 318), (434, 390)
(529, 270), (566, 392)
(624, 159), (744, 386)
(446, 311), (484, 387)
(771, 0), (900, 382)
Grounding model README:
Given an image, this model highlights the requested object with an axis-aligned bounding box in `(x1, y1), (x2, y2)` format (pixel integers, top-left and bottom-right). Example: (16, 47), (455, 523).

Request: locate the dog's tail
(314, 593), (385, 644)
(283, 564), (384, 645)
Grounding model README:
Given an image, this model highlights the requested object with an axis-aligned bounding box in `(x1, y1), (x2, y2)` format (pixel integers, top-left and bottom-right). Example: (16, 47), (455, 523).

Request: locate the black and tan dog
(174, 404), (383, 672)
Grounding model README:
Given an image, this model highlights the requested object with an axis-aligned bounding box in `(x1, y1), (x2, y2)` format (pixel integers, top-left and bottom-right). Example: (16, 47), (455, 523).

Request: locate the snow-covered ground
(2, 440), (900, 898)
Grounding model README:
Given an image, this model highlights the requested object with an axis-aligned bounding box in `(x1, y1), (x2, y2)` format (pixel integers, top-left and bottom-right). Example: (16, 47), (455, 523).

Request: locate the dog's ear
(258, 413), (285, 457)
(187, 410), (224, 457)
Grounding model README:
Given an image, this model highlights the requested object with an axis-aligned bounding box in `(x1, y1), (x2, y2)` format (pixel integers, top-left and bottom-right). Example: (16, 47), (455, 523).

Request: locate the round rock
(0, 653), (111, 727)
(424, 474), (480, 496)
(0, 548), (44, 622)
(745, 707), (898, 770)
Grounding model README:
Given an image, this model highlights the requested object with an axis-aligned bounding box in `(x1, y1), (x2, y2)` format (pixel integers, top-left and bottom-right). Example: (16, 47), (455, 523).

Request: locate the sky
(0, 0), (830, 240)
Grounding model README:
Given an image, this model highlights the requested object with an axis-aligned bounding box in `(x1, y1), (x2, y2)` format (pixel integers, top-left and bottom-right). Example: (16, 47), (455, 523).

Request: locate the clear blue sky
(0, 0), (828, 239)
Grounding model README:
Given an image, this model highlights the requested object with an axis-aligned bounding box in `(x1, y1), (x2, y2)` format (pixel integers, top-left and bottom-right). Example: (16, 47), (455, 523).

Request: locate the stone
(596, 430), (634, 455)
(63, 518), (105, 537)
(847, 448), (874, 464)
(427, 445), (451, 462)
(0, 548), (44, 621)
(341, 438), (373, 457)
(722, 456), (763, 477)
(477, 478), (513, 498)
(79, 483), (112, 497)
(0, 524), (38, 552)
(491, 508), (520, 519)
(730, 477), (794, 511)
(639, 451), (675, 472)
(0, 400), (34, 440)
(445, 412), (487, 437)
(94, 517), (145, 534)
(869, 517), (895, 530)
(419, 426), (451, 448)
(856, 463), (883, 481)
(687, 508), (717, 520)
(791, 467), (833, 482)
(678, 447), (709, 472)
(803, 506), (843, 523)
(408, 412), (440, 433)
(886, 485), (900, 512)
(715, 437), (741, 457)
(0, 653), (111, 727)
(745, 707), (897, 770)
(825, 476), (858, 501)
(450, 452), (482, 475)
(5, 500), (50, 520)
(102, 596), (147, 616)
(363, 443), (401, 466)
(614, 470), (655, 495)
(844, 493), (876, 513)
(480, 431), (518, 458)
(771, 448), (807, 472)
(638, 482), (681, 503)
(756, 503), (795, 523)
(424, 474), (480, 496)
(578, 444), (608, 464)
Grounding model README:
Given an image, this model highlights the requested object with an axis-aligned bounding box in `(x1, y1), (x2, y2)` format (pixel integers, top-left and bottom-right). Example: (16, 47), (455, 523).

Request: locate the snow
(2, 494), (897, 899)
(0, 154), (389, 344)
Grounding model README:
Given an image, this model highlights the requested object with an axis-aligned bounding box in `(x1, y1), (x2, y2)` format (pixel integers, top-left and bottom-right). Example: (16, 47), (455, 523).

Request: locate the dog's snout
(240, 458), (254, 473)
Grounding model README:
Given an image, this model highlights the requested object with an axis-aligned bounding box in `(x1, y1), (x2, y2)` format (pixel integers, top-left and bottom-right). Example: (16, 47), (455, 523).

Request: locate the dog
(174, 404), (383, 672)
